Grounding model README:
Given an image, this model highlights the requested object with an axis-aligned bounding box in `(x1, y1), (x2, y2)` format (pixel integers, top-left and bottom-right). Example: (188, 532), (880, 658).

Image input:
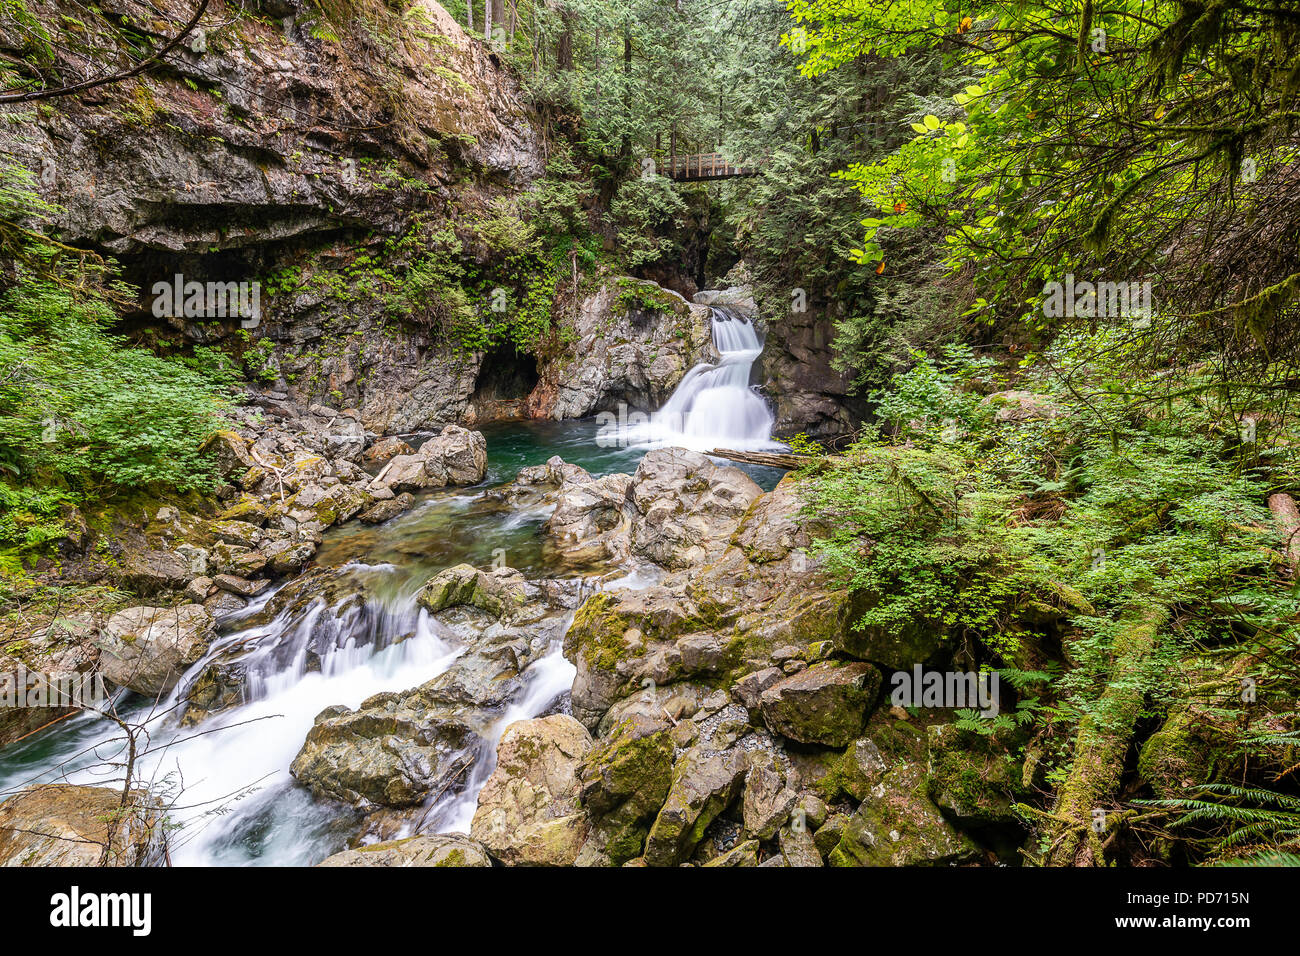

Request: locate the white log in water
(630, 306), (784, 452)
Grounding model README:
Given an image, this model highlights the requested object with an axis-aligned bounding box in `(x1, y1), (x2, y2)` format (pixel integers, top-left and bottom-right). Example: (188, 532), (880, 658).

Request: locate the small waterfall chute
(632, 305), (782, 451)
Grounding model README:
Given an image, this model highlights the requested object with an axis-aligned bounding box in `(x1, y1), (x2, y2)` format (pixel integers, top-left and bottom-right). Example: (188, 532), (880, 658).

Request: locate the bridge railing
(658, 152), (758, 180)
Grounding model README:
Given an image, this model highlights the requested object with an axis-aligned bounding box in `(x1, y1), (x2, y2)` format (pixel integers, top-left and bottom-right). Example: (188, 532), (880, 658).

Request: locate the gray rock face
(529, 282), (716, 421)
(0, 784), (166, 867)
(316, 833), (492, 868)
(627, 449), (763, 570)
(2, 0), (547, 435)
(470, 715), (593, 866)
(96, 604), (216, 696)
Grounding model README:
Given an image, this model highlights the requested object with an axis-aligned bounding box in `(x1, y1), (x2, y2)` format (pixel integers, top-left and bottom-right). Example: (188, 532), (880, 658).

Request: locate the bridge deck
(661, 152), (758, 181)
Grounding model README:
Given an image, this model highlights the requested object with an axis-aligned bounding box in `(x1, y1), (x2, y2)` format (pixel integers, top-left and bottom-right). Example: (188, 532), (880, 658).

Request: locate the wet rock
(418, 564), (527, 620)
(0, 617), (99, 745)
(0, 784), (165, 866)
(317, 833), (492, 867)
(759, 661), (881, 748)
(265, 539), (317, 574)
(470, 715), (592, 866)
(531, 281), (715, 420)
(291, 634), (535, 809)
(359, 492), (415, 524)
(96, 604), (216, 696)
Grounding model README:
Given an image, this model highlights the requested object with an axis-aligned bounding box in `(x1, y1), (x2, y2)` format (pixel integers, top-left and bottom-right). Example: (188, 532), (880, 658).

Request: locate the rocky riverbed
(0, 418), (1025, 867)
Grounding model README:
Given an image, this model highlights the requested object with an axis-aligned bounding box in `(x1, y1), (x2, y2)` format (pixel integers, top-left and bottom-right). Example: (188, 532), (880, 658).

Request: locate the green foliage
(0, 279), (232, 500)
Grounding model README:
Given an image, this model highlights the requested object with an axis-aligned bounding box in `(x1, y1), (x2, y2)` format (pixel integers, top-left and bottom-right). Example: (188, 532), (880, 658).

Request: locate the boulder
(200, 429), (254, 478)
(121, 549), (191, 595)
(359, 492), (415, 524)
(317, 833), (492, 867)
(291, 635), (534, 809)
(926, 723), (1025, 825)
(574, 719), (676, 866)
(418, 564), (528, 620)
(470, 715), (593, 866)
(828, 762), (979, 866)
(96, 604), (216, 696)
(362, 435), (415, 465)
(741, 755), (798, 841)
(0, 784), (166, 866)
(377, 425), (487, 491)
(643, 744), (747, 866)
(758, 661), (881, 747)
(626, 448), (762, 569)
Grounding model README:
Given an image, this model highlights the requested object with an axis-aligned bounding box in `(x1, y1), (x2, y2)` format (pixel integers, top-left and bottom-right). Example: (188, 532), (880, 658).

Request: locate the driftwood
(1268, 492), (1300, 575)
(708, 448), (807, 470)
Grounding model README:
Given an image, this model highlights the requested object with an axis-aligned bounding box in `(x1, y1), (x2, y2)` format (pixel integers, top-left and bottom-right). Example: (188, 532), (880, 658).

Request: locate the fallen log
(707, 448), (806, 470)
(1045, 603), (1169, 866)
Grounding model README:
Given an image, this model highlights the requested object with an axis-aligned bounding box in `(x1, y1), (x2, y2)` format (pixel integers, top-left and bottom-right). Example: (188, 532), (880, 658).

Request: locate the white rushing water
(0, 560), (577, 866)
(632, 306), (783, 452)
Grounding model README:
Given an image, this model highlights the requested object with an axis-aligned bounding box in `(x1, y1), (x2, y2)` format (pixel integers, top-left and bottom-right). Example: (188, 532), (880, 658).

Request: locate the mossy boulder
(418, 564), (528, 620)
(758, 660), (882, 747)
(643, 744), (747, 866)
(575, 718), (676, 866)
(925, 723), (1026, 826)
(828, 762), (979, 866)
(1137, 705), (1234, 799)
(836, 589), (945, 670)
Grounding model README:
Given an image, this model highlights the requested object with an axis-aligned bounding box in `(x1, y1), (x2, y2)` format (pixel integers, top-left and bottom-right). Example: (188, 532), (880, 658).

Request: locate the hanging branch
(0, 0), (210, 104)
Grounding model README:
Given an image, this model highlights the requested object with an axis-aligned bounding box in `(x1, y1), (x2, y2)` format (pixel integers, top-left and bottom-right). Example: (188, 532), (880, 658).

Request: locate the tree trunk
(465, 0), (474, 33)
(484, 0), (493, 42)
(1045, 604), (1168, 866)
(557, 6), (574, 69)
(1269, 492), (1300, 575)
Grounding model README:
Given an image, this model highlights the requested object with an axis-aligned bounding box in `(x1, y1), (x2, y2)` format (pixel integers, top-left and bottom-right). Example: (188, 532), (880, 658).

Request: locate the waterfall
(633, 305), (781, 451)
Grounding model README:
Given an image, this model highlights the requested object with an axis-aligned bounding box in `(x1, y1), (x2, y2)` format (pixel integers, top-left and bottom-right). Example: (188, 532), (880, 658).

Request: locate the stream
(0, 336), (787, 865)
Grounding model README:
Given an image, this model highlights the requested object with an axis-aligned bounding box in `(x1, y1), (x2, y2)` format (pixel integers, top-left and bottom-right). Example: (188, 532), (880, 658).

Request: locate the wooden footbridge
(660, 152), (759, 181)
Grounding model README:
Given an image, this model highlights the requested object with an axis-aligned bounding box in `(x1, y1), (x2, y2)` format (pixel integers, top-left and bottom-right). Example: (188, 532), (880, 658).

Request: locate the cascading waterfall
(0, 558), (577, 866)
(633, 305), (782, 451)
